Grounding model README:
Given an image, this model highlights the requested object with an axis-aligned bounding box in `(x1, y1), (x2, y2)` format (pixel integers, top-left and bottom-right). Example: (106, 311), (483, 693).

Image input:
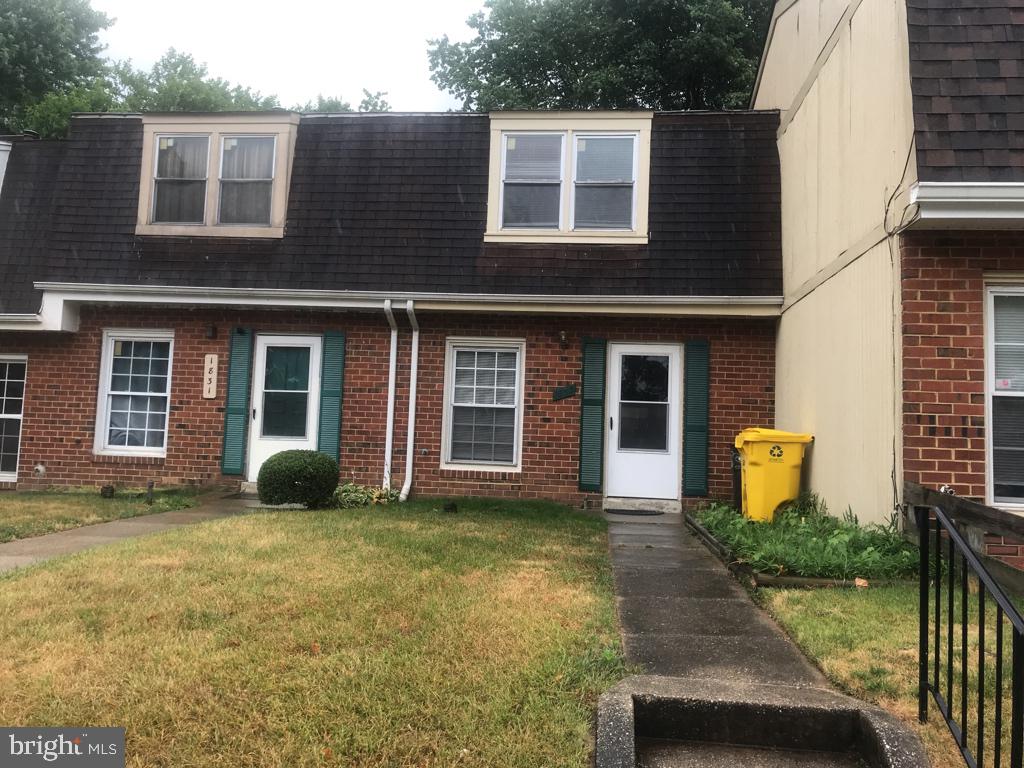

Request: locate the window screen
(220, 136), (275, 225)
(574, 135), (635, 229)
(450, 348), (519, 464)
(153, 136), (208, 223)
(104, 339), (172, 450)
(993, 295), (1024, 503)
(502, 135), (562, 228)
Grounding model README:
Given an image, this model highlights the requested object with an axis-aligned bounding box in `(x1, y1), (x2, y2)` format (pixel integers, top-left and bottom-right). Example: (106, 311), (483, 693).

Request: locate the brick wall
(901, 230), (1024, 562)
(0, 306), (776, 507)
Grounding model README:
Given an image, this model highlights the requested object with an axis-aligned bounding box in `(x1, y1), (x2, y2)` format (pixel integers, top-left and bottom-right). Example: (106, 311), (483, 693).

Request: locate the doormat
(604, 508), (665, 516)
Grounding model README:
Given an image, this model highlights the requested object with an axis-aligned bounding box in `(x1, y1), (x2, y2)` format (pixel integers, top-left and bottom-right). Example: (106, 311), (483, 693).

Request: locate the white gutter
(382, 299), (399, 490)
(0, 283), (785, 332)
(399, 300), (419, 502)
(910, 182), (1024, 224)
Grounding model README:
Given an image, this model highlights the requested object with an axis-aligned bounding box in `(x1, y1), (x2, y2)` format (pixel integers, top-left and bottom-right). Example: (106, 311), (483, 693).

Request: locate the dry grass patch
(0, 489), (196, 541)
(0, 498), (623, 767)
(762, 584), (1019, 768)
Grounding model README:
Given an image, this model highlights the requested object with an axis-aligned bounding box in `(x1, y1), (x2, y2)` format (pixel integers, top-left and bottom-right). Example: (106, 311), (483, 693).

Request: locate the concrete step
(637, 739), (865, 768)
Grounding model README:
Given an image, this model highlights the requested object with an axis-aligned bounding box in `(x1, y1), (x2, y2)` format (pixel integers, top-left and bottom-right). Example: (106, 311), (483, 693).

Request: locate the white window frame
(135, 114), (298, 239)
(498, 130), (638, 234)
(0, 354), (27, 482)
(216, 134), (278, 226)
(985, 285), (1024, 509)
(440, 337), (526, 472)
(93, 329), (175, 458)
(150, 133), (212, 226)
(485, 112), (652, 245)
(568, 132), (640, 233)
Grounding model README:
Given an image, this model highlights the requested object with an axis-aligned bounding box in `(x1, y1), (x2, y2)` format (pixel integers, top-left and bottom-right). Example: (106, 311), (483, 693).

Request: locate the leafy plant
(257, 450), (339, 508)
(695, 494), (918, 580)
(333, 483), (400, 510)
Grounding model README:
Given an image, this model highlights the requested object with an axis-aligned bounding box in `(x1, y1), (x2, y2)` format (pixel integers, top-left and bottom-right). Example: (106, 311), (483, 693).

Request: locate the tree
(293, 90), (391, 113)
(23, 49), (281, 138)
(357, 89), (391, 113)
(428, 0), (773, 112)
(0, 0), (111, 132)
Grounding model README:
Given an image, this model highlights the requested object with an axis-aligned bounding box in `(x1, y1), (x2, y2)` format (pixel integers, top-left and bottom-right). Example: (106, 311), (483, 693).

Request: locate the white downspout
(382, 299), (399, 489)
(399, 300), (419, 502)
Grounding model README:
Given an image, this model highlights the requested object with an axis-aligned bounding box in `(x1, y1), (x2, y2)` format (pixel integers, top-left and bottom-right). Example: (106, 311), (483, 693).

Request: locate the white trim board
(0, 284), (784, 332)
(911, 182), (1024, 225)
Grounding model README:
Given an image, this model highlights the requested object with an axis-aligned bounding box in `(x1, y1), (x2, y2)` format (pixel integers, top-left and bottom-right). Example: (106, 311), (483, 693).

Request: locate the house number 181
(203, 354), (218, 399)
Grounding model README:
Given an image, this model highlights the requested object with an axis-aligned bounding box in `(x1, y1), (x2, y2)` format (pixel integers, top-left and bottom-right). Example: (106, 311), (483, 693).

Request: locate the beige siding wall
(754, 0), (916, 523)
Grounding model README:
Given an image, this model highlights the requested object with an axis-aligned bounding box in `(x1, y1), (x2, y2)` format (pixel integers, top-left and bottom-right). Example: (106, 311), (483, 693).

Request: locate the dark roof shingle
(908, 0), (1024, 181)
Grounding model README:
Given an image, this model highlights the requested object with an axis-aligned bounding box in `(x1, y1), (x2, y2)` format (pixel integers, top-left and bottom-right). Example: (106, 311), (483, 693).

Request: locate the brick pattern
(907, 0), (1024, 182)
(0, 111), (782, 314)
(0, 308), (775, 507)
(901, 230), (1024, 564)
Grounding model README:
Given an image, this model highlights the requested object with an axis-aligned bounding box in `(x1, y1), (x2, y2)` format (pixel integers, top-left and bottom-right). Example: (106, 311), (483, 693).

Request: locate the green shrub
(257, 450), (339, 508)
(694, 494), (918, 580)
(333, 482), (400, 509)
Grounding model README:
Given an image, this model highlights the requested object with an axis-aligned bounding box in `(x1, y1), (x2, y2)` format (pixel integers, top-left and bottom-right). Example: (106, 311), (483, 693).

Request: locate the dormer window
(486, 112), (652, 244)
(136, 114), (298, 238)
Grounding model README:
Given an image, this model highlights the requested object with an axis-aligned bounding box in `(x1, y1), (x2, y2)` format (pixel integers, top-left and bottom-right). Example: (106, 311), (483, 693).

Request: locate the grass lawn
(0, 498), (624, 767)
(762, 584), (1013, 768)
(0, 489), (197, 542)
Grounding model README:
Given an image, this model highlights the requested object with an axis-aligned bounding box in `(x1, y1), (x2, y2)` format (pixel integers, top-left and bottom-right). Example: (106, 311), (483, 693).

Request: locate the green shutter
(221, 328), (254, 476)
(579, 338), (607, 492)
(683, 339), (710, 496)
(317, 331), (346, 462)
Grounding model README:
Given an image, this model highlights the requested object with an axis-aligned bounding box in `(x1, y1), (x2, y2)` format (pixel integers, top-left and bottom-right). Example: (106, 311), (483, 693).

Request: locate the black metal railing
(916, 501), (1024, 768)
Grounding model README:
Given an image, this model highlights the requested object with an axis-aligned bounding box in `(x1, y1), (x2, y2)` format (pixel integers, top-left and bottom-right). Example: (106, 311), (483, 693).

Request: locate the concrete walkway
(607, 512), (826, 687)
(0, 495), (250, 574)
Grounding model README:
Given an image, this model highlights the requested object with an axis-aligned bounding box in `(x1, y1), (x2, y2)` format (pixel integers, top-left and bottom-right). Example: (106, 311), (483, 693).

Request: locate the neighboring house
(754, 0), (1024, 534)
(0, 110), (782, 512)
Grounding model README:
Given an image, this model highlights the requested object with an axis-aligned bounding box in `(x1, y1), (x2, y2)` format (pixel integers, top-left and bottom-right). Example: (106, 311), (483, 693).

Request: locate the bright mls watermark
(0, 728), (124, 767)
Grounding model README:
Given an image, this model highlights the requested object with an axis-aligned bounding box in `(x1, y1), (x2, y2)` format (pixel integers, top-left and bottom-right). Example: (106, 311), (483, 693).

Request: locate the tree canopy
(0, 0), (111, 132)
(428, 0), (773, 111)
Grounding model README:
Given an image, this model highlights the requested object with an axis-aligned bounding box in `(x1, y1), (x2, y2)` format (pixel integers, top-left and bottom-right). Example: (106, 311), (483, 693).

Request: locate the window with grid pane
(153, 136), (208, 223)
(219, 136), (275, 225)
(0, 358), (26, 477)
(101, 336), (172, 452)
(992, 294), (1024, 503)
(574, 135), (635, 229)
(449, 347), (520, 464)
(501, 134), (562, 229)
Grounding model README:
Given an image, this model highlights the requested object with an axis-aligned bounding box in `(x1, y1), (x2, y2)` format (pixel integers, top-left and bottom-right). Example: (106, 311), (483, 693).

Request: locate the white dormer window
(486, 112), (652, 244)
(137, 114), (298, 238)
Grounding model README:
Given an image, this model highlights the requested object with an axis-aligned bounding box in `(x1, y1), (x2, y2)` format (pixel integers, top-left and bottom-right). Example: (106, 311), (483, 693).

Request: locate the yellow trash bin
(734, 428), (814, 523)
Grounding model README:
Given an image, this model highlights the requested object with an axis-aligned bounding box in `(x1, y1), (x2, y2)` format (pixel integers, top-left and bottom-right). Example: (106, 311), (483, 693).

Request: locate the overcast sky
(90, 0), (486, 112)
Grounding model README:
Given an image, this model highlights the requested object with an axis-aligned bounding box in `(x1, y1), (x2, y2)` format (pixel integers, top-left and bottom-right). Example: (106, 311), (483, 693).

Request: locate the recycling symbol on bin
(769, 444), (784, 459)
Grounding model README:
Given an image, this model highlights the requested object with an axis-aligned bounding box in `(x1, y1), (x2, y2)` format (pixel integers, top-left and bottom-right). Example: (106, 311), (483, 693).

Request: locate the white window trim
(440, 337), (526, 472)
(569, 132), (640, 233)
(0, 353), (27, 482)
(485, 112), (652, 245)
(985, 285), (1024, 510)
(93, 329), (175, 458)
(216, 134), (278, 226)
(498, 131), (566, 232)
(135, 114), (298, 239)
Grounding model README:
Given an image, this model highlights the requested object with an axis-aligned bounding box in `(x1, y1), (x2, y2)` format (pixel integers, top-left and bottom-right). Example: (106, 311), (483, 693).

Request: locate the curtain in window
(502, 135), (562, 228)
(153, 136), (208, 223)
(574, 136), (634, 229)
(993, 295), (1024, 502)
(220, 136), (275, 225)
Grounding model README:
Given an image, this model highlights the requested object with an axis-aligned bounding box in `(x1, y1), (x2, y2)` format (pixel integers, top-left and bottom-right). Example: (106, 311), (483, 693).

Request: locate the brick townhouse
(0, 109), (781, 511)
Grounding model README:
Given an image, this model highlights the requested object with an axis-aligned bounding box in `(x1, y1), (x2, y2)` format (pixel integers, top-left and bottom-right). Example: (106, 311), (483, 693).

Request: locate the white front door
(247, 335), (322, 482)
(605, 343), (682, 500)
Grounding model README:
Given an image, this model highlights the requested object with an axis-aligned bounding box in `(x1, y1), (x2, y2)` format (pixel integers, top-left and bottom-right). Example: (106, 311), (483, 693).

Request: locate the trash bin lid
(734, 427), (814, 448)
